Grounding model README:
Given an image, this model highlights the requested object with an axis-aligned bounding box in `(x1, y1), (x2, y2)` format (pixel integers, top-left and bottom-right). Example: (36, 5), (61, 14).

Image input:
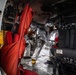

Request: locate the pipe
(30, 0), (36, 5)
(52, 0), (65, 6)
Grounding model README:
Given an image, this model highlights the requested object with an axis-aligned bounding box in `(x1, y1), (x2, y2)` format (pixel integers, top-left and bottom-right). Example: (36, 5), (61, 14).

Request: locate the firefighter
(45, 20), (59, 48)
(31, 20), (59, 73)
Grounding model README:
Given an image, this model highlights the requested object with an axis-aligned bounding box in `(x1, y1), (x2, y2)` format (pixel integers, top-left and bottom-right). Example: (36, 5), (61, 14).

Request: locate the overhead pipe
(50, 14), (57, 19)
(52, 0), (65, 6)
(30, 0), (36, 4)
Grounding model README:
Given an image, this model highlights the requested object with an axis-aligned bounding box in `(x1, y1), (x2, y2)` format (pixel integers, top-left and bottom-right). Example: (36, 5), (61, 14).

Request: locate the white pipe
(0, 0), (7, 30)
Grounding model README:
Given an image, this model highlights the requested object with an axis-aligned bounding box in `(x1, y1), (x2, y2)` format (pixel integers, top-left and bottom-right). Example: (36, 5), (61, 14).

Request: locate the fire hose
(51, 48), (76, 59)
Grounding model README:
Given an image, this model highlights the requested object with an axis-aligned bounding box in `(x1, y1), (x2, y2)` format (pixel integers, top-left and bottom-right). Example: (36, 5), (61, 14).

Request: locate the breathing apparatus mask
(45, 20), (54, 32)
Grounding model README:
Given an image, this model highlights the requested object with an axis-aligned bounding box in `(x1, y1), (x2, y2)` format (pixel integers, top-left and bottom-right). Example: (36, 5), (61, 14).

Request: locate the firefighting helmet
(45, 20), (54, 27)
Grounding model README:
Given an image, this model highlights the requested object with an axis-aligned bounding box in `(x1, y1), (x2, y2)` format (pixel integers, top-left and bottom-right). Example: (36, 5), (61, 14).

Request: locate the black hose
(51, 48), (76, 59)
